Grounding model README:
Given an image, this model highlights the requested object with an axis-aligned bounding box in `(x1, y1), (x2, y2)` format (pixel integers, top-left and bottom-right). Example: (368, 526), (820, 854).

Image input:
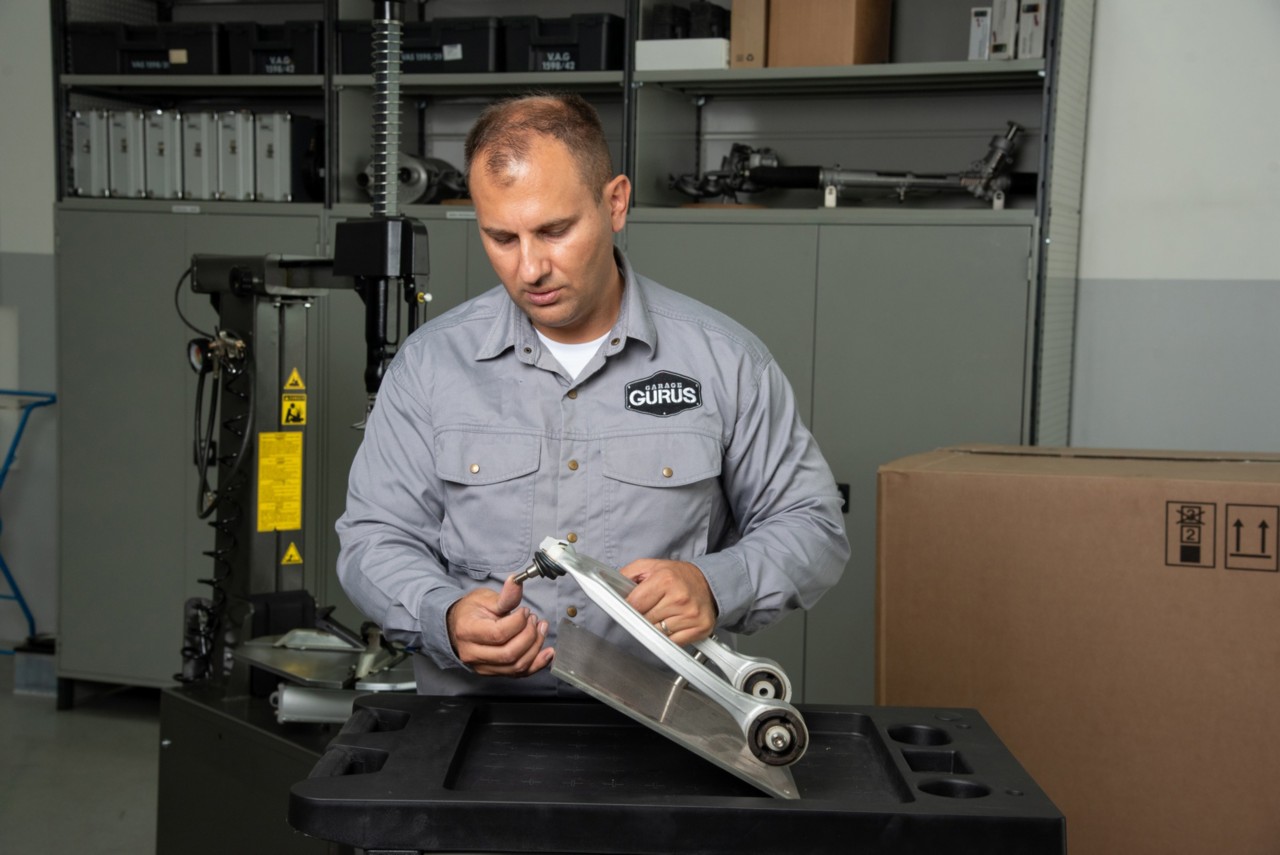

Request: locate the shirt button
(470, 463), (480, 474)
(662, 467), (673, 478)
(567, 606), (578, 618)
(566, 532), (578, 543)
(568, 459), (579, 471)
(523, 346), (532, 354)
(610, 338), (621, 346)
(567, 389), (578, 399)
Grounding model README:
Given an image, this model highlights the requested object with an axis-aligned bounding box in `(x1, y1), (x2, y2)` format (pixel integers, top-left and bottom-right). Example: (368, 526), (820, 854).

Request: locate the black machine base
(290, 694), (1064, 854)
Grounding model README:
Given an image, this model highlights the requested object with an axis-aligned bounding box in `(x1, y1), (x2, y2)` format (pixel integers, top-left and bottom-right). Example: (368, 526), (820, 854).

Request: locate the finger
(472, 616), (548, 675)
(460, 607), (533, 646)
(624, 575), (666, 615)
(494, 574), (526, 615)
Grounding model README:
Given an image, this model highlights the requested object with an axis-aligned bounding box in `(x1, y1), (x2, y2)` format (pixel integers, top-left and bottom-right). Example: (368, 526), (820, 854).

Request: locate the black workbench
(289, 694), (1064, 854)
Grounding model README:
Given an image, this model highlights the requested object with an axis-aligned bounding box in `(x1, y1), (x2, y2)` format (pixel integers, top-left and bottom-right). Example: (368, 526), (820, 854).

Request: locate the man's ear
(605, 173), (631, 233)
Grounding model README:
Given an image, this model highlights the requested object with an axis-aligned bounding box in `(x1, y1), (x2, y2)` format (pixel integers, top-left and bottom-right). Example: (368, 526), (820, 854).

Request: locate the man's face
(470, 135), (630, 344)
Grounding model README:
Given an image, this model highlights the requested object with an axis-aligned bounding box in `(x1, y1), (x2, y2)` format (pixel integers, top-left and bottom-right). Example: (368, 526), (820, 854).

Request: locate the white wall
(1071, 0), (1280, 451)
(0, 2), (58, 645)
(0, 3), (57, 255)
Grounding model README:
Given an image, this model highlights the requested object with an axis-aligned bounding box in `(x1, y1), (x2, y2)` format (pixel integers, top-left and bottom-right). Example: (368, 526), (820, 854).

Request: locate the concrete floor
(0, 655), (160, 854)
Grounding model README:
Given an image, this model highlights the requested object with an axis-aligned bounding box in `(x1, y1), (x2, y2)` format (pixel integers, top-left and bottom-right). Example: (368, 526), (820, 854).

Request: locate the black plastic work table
(289, 694), (1064, 854)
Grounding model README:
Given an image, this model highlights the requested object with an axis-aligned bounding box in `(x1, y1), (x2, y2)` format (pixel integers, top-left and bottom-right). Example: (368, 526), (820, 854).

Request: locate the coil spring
(371, 18), (402, 219)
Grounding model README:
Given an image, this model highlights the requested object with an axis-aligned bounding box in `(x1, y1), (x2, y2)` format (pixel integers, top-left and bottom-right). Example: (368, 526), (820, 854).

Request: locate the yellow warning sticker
(257, 432), (303, 532)
(281, 542), (304, 565)
(282, 393), (307, 426)
(284, 368), (306, 390)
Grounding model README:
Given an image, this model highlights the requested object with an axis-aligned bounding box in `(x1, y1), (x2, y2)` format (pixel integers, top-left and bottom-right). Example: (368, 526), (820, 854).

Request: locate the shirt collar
(476, 247), (657, 363)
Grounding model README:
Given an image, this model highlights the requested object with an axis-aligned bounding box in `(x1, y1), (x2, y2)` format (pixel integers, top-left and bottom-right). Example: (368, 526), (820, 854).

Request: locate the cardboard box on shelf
(766, 0), (890, 68)
(636, 37), (730, 71)
(729, 0), (768, 68)
(877, 445), (1280, 855)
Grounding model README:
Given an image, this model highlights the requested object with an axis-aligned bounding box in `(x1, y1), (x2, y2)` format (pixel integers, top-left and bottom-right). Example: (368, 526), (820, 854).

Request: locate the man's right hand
(446, 576), (553, 677)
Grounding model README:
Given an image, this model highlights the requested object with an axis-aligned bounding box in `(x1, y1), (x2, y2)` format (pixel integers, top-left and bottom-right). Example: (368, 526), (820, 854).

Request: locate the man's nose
(518, 238), (550, 285)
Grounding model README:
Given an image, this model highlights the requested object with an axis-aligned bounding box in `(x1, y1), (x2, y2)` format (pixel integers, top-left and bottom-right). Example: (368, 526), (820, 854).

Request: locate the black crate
(338, 18), (501, 74)
(67, 22), (225, 75)
(690, 1), (731, 39)
(503, 14), (625, 73)
(225, 21), (323, 75)
(649, 3), (691, 39)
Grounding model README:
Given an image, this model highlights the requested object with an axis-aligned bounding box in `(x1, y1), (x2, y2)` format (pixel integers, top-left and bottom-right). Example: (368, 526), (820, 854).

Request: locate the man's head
(465, 92), (614, 198)
(465, 94), (631, 344)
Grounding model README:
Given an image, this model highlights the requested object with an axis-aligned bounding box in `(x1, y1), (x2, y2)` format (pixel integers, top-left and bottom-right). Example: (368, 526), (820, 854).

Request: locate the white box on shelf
(144, 110), (183, 200)
(635, 38), (730, 71)
(69, 109), (110, 197)
(968, 8), (992, 60)
(108, 110), (147, 198)
(182, 111), (218, 200)
(1016, 1), (1047, 59)
(217, 110), (255, 201)
(990, 0), (1017, 59)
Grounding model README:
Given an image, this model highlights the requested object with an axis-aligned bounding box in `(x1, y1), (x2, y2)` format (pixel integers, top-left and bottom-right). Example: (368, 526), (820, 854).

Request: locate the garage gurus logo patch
(625, 371), (703, 417)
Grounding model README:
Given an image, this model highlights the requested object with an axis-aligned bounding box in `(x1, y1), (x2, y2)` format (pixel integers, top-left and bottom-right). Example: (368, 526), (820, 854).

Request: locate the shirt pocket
(601, 432), (723, 562)
(435, 429), (541, 577)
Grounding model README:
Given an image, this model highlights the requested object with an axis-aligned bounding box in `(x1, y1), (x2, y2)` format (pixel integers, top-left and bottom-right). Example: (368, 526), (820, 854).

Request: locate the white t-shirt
(535, 329), (610, 381)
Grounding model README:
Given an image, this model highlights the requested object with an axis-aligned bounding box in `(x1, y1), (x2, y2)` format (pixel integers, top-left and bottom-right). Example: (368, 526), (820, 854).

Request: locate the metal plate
(552, 619), (799, 799)
(236, 634), (415, 690)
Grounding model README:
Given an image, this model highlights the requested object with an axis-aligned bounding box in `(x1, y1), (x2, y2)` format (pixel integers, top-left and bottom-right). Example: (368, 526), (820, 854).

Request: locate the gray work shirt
(336, 251), (849, 695)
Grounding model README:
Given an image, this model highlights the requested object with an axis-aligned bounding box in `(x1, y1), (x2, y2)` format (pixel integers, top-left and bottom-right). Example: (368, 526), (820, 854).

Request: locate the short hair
(464, 92), (614, 197)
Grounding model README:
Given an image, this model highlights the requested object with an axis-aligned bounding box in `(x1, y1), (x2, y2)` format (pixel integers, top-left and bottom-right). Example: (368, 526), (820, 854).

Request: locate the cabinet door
(805, 223), (1033, 704)
(57, 211), (189, 683)
(625, 221), (820, 698)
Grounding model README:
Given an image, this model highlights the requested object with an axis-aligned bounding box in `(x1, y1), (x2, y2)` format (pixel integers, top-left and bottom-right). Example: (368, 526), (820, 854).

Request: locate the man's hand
(620, 559), (718, 645)
(446, 575), (553, 677)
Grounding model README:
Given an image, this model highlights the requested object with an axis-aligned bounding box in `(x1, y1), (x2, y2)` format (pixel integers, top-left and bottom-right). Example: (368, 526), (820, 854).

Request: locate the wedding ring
(660, 619), (670, 635)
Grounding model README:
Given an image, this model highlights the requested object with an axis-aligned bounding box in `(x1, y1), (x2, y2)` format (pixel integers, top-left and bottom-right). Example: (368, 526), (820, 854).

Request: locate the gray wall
(1070, 1), (1280, 452)
(0, 4), (57, 645)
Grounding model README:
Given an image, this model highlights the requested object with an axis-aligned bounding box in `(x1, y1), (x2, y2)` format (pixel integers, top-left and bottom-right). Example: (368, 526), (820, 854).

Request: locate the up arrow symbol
(1233, 518), (1244, 552)
(1261, 520), (1270, 555)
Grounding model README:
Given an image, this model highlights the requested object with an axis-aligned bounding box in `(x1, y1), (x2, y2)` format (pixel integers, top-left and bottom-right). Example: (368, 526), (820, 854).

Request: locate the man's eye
(491, 234), (516, 245)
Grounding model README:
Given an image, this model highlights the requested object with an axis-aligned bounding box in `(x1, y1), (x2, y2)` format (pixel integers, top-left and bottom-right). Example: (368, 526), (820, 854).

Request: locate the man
(336, 93), (848, 695)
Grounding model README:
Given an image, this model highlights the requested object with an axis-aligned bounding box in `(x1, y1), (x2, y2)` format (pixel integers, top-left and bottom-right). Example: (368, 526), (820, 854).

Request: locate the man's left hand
(619, 559), (718, 645)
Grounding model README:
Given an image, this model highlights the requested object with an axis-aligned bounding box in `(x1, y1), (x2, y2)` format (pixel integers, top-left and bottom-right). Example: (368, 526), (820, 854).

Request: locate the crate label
(443, 43), (463, 61)
(169, 48), (189, 65)
(263, 54), (297, 74)
(536, 48), (579, 72)
(404, 50), (445, 63)
(129, 58), (170, 71)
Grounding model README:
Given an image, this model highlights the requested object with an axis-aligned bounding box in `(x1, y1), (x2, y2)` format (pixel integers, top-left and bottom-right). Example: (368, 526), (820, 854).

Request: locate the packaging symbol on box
(182, 112), (218, 201)
(969, 8), (992, 60)
(145, 110), (184, 200)
(108, 110), (147, 198)
(989, 0), (1017, 59)
(217, 110), (255, 201)
(1016, 1), (1046, 59)
(69, 110), (110, 198)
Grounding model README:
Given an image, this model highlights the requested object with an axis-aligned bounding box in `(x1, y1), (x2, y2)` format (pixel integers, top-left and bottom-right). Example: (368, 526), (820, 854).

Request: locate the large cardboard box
(766, 0), (890, 68)
(877, 445), (1280, 855)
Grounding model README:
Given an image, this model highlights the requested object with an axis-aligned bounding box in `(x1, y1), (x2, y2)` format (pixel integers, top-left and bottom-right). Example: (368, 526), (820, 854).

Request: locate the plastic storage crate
(338, 18), (501, 74)
(66, 22), (225, 75)
(225, 21), (323, 75)
(503, 14), (625, 72)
